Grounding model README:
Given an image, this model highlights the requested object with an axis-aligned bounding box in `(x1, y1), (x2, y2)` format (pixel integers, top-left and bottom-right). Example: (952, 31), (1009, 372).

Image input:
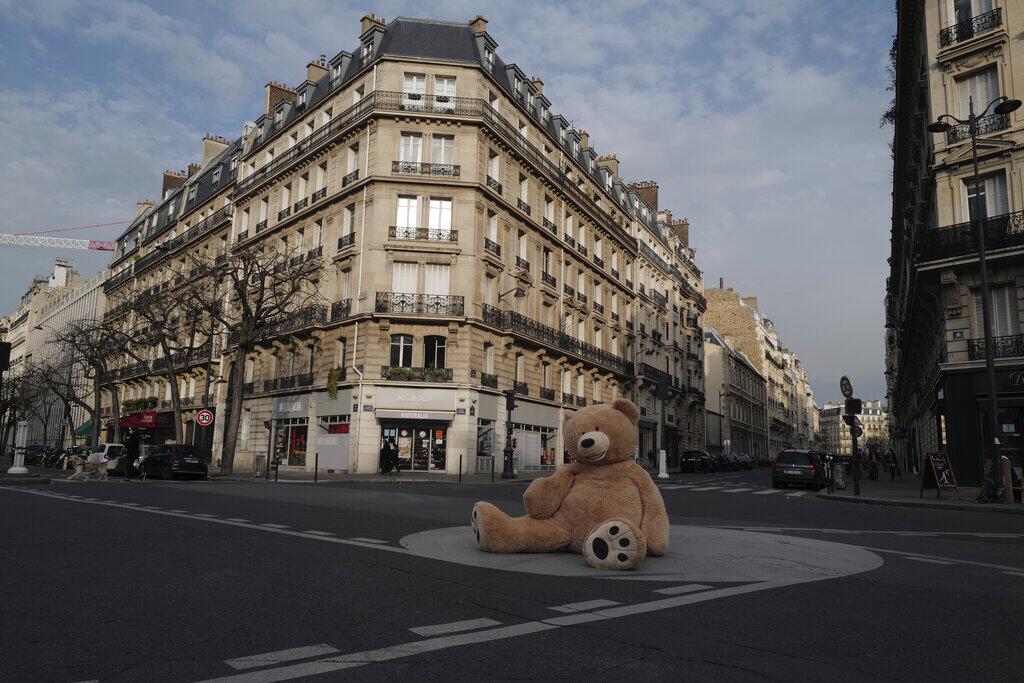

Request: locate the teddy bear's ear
(612, 399), (640, 425)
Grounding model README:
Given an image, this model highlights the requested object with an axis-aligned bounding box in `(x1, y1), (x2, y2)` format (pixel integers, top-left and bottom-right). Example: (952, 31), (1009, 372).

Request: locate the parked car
(680, 449), (714, 473)
(717, 452), (739, 471)
(86, 443), (125, 464)
(733, 452), (753, 470)
(771, 450), (824, 489)
(138, 444), (208, 480)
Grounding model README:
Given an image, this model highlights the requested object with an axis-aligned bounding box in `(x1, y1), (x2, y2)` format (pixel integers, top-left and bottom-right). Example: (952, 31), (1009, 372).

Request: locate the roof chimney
(595, 154), (618, 178)
(529, 76), (543, 94)
(361, 13), (385, 34)
(161, 170), (186, 198)
(307, 55), (329, 82)
(264, 81), (296, 115)
(201, 134), (229, 166)
(742, 296), (759, 311)
(629, 180), (658, 213)
(719, 277), (724, 289)
(469, 15), (488, 33)
(578, 130), (590, 149)
(670, 218), (689, 246)
(187, 162), (201, 178)
(136, 200), (155, 218)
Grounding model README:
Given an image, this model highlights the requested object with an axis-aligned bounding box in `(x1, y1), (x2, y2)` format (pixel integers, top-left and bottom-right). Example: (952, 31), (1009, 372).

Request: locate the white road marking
(659, 485), (684, 490)
(349, 537), (389, 544)
(817, 530), (860, 534)
(260, 523), (290, 529)
(198, 581), (790, 683)
(721, 488), (753, 494)
(786, 491), (807, 497)
(226, 645), (340, 670)
(302, 530), (334, 536)
(689, 486), (722, 491)
(167, 509), (188, 513)
(653, 583), (713, 595)
(549, 599), (620, 613)
(1002, 571), (1024, 577)
(905, 557), (954, 565)
(225, 518), (250, 523)
(752, 489), (784, 495)
(409, 618), (501, 636)
(195, 513), (218, 518)
(865, 547), (1024, 573)
(975, 533), (1021, 538)
(713, 526), (1024, 538)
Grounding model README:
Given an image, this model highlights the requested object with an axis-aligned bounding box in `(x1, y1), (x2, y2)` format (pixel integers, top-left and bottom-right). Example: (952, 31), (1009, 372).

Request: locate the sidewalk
(209, 466), (700, 485)
(816, 474), (1024, 515)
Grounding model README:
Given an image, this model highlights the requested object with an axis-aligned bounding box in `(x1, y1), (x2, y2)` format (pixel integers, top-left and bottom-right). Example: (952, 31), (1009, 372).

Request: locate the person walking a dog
(122, 428), (139, 482)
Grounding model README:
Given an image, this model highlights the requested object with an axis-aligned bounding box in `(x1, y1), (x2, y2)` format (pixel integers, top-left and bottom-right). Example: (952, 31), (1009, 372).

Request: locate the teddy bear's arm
(631, 467), (671, 556)
(522, 465), (577, 519)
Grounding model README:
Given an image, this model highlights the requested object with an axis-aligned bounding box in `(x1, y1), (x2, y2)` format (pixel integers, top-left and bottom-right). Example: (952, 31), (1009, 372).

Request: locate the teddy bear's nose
(580, 438), (595, 448)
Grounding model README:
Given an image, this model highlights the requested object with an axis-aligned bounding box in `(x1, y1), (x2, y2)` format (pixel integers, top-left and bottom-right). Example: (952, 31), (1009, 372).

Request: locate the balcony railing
(331, 298), (352, 321)
(946, 112), (1009, 144)
(515, 256), (530, 271)
(486, 176), (502, 194)
(562, 392), (574, 405)
(968, 333), (1024, 360)
(939, 8), (1002, 47)
(481, 372), (498, 388)
(917, 210), (1024, 261)
(295, 372), (314, 387)
(392, 160), (461, 177)
(576, 243), (588, 257)
(611, 268), (619, 280)
(311, 187), (327, 203)
(514, 381), (529, 396)
(381, 365), (454, 382)
(563, 233), (576, 248)
(263, 378), (279, 392)
(484, 237), (501, 256)
(651, 290), (668, 309)
(278, 375), (297, 390)
(338, 233), (356, 249)
(342, 169), (360, 187)
(375, 292), (465, 316)
(278, 207), (291, 220)
(564, 284), (575, 297)
(542, 217), (557, 234)
(594, 302), (604, 314)
(593, 255), (604, 268)
(517, 198), (531, 215)
(575, 396), (586, 407)
(541, 272), (556, 287)
(389, 226), (458, 242)
(229, 304), (326, 345)
(255, 219), (269, 233)
(539, 387), (555, 401)
(611, 311), (620, 322)
(576, 292), (588, 305)
(294, 197), (309, 212)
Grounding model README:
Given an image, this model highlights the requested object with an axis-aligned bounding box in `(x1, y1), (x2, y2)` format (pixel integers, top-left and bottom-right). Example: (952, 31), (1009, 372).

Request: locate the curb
(816, 492), (1024, 515)
(0, 475), (51, 486)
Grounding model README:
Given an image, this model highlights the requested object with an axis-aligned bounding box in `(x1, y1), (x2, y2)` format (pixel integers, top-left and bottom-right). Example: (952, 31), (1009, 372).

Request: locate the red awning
(105, 410), (158, 429)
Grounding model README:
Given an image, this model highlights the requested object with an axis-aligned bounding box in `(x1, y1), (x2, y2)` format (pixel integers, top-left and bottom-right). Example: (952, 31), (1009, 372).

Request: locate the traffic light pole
(851, 425), (860, 497)
(501, 389), (516, 480)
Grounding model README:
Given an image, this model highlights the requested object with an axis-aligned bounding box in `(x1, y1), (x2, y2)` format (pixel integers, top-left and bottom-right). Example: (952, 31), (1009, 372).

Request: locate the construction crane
(0, 234), (116, 251)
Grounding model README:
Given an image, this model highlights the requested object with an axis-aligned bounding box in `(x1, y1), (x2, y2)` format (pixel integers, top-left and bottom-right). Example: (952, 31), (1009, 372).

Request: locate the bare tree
(190, 241), (324, 474)
(23, 351), (94, 448)
(18, 365), (63, 447)
(0, 373), (29, 456)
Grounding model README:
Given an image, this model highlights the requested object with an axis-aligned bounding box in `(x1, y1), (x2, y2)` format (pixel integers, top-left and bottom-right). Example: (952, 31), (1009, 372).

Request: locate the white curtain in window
(957, 66), (998, 119)
(424, 264), (450, 295)
(431, 136), (454, 165)
(428, 199), (452, 231)
(403, 73), (426, 108)
(399, 134), (422, 163)
(974, 284), (1019, 337)
(396, 196), (419, 233)
(392, 262), (418, 293)
(435, 76), (456, 111)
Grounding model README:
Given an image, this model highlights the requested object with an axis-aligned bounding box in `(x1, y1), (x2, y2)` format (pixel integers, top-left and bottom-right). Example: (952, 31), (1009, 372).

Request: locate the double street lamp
(927, 94), (1022, 498)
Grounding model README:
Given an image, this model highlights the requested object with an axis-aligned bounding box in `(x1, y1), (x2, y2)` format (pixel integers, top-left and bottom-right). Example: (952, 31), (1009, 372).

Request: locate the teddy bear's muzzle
(577, 431), (610, 463)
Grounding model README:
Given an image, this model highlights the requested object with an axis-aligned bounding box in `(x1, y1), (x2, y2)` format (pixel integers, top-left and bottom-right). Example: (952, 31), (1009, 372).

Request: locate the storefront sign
(375, 409), (455, 421)
(375, 387), (456, 411)
(456, 408), (466, 415)
(272, 395), (309, 419)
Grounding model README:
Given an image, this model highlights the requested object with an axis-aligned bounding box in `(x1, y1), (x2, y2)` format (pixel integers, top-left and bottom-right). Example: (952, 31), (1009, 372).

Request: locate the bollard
(459, 452), (463, 483)
(657, 449), (669, 479)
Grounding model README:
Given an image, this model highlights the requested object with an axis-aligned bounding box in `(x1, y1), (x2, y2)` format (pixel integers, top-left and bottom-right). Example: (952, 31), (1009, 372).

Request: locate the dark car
(138, 444), (209, 480)
(734, 452), (753, 470)
(772, 450), (824, 489)
(680, 449), (714, 473)
(717, 452), (738, 471)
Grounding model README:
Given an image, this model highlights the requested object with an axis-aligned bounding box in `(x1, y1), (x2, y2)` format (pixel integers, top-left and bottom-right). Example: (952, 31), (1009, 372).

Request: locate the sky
(0, 0), (897, 404)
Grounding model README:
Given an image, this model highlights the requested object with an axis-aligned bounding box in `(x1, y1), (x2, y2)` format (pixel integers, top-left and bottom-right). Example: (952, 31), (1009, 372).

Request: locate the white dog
(68, 455), (114, 481)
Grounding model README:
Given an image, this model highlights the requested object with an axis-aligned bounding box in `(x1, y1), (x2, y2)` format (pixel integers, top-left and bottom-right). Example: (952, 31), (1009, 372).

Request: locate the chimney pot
(265, 81), (297, 115)
(469, 15), (488, 33)
(529, 76), (543, 93)
(361, 13), (385, 34)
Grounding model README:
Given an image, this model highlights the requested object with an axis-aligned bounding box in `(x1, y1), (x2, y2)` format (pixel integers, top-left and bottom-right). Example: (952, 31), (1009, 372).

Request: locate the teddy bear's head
(563, 398), (640, 466)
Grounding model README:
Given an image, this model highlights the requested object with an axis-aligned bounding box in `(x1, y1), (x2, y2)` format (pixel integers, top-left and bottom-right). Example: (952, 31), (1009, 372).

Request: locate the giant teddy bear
(471, 398), (669, 570)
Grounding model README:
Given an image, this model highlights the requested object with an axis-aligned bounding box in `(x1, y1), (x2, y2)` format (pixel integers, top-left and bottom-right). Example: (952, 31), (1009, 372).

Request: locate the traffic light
(505, 388), (516, 413)
(845, 398), (862, 415)
(843, 414), (858, 427)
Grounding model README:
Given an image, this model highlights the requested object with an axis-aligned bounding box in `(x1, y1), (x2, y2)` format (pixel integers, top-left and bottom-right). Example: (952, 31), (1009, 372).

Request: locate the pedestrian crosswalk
(658, 482), (816, 498)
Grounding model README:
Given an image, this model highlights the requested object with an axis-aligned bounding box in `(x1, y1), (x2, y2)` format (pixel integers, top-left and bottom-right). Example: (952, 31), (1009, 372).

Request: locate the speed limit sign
(196, 409), (214, 427)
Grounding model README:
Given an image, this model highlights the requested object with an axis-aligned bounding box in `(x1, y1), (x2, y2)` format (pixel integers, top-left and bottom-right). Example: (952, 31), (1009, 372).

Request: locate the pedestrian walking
(885, 448), (899, 481)
(122, 428), (139, 482)
(379, 437), (399, 475)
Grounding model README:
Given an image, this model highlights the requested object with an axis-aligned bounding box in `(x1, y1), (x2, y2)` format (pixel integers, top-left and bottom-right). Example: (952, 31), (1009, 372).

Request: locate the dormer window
(362, 41), (373, 60)
(485, 47), (495, 70)
(187, 186), (197, 203)
(212, 168), (221, 184)
(332, 64), (342, 80)
(274, 109), (282, 124)
(230, 155), (238, 171)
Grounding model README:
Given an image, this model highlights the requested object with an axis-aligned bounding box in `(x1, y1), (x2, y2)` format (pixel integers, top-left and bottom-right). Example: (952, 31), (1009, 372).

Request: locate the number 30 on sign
(196, 409), (214, 427)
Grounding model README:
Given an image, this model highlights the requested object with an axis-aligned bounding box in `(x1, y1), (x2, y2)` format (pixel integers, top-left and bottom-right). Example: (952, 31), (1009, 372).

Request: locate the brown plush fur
(472, 399), (670, 569)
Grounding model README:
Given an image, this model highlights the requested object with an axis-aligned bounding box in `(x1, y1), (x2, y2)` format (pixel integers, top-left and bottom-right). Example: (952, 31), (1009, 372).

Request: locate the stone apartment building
(703, 284), (816, 456)
(703, 326), (768, 461)
(98, 15), (707, 474)
(886, 0), (1024, 484)
(819, 400), (890, 456)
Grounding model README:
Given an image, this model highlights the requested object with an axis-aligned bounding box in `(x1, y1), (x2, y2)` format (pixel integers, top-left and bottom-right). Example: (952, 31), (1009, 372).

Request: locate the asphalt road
(2, 467), (1022, 681)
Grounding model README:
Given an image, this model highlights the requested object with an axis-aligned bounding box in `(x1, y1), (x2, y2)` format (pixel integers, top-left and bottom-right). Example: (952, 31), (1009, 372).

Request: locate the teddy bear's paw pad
(583, 519), (644, 570)
(471, 504), (488, 551)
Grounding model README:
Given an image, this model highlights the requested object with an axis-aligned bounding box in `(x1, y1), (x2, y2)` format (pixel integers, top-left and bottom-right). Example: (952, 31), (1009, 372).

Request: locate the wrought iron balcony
(255, 219), (269, 233)
(375, 292), (465, 316)
(229, 304), (326, 346)
(242, 381), (254, 395)
(593, 255), (604, 268)
(484, 237), (501, 256)
(481, 372), (498, 388)
(563, 233), (576, 247)
(542, 217), (557, 234)
(539, 387), (555, 401)
(342, 169), (359, 187)
(289, 255), (305, 268)
(917, 210), (1024, 261)
(381, 365), (453, 382)
(515, 256), (530, 271)
(576, 292), (588, 305)
(594, 302), (604, 314)
(389, 226), (458, 242)
(576, 243), (588, 257)
(278, 207), (291, 220)
(338, 233), (356, 249)
(331, 298), (352, 321)
(541, 272), (556, 288)
(311, 187), (327, 203)
(625, 279), (634, 290)
(946, 112), (1009, 144)
(968, 333), (1024, 360)
(939, 8), (1002, 47)
(263, 378), (280, 392)
(293, 197), (309, 212)
(562, 392), (574, 405)
(625, 320), (634, 331)
(307, 246), (323, 261)
(575, 396), (586, 407)
(392, 160), (460, 177)
(235, 229), (248, 243)
(611, 268), (619, 280)
(514, 381), (529, 396)
(486, 176), (502, 194)
(563, 284), (575, 297)
(611, 311), (620, 322)
(295, 372), (314, 387)
(517, 198), (531, 215)
(278, 375), (297, 390)
(651, 331), (663, 344)
(651, 290), (668, 309)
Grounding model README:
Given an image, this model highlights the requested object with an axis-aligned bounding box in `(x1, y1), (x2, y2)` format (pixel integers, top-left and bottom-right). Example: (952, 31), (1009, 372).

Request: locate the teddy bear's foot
(471, 501), (500, 551)
(583, 519), (646, 570)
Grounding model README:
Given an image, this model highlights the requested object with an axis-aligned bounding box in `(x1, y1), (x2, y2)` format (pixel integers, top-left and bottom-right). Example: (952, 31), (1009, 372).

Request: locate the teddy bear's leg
(582, 519), (647, 570)
(472, 502), (570, 553)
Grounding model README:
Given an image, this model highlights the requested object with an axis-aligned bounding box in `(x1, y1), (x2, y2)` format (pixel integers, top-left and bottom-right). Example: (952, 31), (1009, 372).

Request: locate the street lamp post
(928, 95), (1022, 497)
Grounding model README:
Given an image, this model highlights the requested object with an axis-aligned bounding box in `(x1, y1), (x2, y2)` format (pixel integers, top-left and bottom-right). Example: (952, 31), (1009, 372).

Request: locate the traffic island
(816, 489), (1024, 515)
(0, 474), (51, 486)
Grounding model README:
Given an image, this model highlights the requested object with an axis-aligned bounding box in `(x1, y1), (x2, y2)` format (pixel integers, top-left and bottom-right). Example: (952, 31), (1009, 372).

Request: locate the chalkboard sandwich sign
(920, 451), (960, 500)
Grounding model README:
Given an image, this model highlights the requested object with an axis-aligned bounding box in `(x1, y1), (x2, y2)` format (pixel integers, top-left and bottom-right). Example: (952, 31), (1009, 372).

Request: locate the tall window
(424, 264), (451, 295)
(343, 204), (356, 235)
(258, 198), (268, 222)
(974, 284), (1019, 337)
(424, 336), (447, 368)
(428, 198), (452, 235)
(403, 73), (426, 108)
(400, 133), (423, 163)
(347, 143), (359, 173)
(316, 162), (327, 190)
(396, 195), (419, 237)
(965, 171), (1008, 221)
(488, 152), (500, 181)
(432, 135), (455, 165)
(957, 65), (999, 119)
(487, 210), (498, 241)
(954, 0), (994, 29)
(390, 334), (413, 367)
(298, 173), (308, 198)
(392, 262), (417, 293)
(435, 76), (456, 111)
(484, 343), (495, 373)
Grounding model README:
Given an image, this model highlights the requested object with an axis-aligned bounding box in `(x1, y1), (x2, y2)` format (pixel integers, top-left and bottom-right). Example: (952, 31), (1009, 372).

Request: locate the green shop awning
(74, 420), (93, 437)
